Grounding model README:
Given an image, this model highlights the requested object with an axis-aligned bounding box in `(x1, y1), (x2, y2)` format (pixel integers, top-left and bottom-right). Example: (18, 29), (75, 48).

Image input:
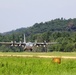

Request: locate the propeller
(37, 45), (39, 47)
(43, 45), (46, 47)
(11, 41), (14, 46)
(19, 41), (22, 46)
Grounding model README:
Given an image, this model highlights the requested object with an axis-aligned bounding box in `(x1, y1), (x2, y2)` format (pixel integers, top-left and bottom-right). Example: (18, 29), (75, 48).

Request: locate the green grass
(0, 52), (76, 56)
(0, 57), (76, 75)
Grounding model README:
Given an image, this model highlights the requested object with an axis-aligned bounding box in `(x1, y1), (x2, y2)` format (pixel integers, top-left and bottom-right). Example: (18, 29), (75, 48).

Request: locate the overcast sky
(0, 0), (76, 33)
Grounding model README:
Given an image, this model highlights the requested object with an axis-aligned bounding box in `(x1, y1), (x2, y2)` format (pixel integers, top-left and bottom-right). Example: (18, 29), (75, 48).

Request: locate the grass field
(0, 52), (76, 56)
(0, 52), (76, 75)
(0, 57), (76, 75)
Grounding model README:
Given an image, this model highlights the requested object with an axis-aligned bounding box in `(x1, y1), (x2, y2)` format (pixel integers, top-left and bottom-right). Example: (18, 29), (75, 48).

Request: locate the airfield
(0, 52), (76, 75)
(0, 52), (76, 59)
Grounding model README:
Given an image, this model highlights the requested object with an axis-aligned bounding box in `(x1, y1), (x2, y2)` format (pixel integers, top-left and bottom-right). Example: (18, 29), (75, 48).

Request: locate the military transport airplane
(0, 34), (57, 51)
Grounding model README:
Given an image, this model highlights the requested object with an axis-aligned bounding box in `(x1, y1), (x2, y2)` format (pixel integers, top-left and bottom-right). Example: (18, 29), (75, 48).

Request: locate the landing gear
(24, 48), (33, 51)
(30, 49), (32, 51)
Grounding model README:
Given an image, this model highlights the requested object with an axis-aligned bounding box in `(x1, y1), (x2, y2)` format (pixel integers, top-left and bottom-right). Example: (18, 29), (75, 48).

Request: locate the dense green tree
(0, 18), (76, 52)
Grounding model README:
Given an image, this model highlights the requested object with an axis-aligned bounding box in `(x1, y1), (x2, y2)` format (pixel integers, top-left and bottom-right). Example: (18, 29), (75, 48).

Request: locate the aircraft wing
(47, 42), (57, 45)
(35, 42), (57, 45)
(0, 42), (13, 45)
(0, 42), (26, 46)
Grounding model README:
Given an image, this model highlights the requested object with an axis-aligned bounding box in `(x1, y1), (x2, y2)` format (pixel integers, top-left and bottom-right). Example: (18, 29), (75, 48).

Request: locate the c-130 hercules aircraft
(0, 34), (57, 51)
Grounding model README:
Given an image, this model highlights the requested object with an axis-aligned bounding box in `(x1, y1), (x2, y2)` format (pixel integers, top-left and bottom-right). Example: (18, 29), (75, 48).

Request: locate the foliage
(0, 18), (76, 52)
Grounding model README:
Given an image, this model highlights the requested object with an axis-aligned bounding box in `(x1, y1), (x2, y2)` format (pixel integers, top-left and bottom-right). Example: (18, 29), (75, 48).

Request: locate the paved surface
(0, 54), (76, 59)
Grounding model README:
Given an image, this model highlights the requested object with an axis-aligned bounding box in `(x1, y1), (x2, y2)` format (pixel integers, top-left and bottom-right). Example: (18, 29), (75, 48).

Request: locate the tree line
(0, 31), (76, 52)
(0, 18), (76, 52)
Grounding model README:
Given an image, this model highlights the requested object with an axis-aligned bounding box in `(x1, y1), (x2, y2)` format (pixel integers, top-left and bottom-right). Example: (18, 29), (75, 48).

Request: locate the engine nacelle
(37, 45), (39, 47)
(43, 45), (46, 47)
(11, 44), (14, 46)
(22, 45), (24, 47)
(19, 41), (22, 46)
(11, 41), (13, 46)
(14, 45), (18, 47)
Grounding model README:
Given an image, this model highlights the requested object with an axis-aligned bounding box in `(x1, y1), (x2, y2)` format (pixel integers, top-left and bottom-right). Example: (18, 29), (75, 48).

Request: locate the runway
(0, 54), (76, 59)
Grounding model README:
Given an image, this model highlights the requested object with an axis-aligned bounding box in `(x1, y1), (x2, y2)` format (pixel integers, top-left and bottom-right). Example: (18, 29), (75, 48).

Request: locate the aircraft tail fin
(35, 40), (37, 43)
(34, 40), (37, 45)
(24, 34), (26, 43)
